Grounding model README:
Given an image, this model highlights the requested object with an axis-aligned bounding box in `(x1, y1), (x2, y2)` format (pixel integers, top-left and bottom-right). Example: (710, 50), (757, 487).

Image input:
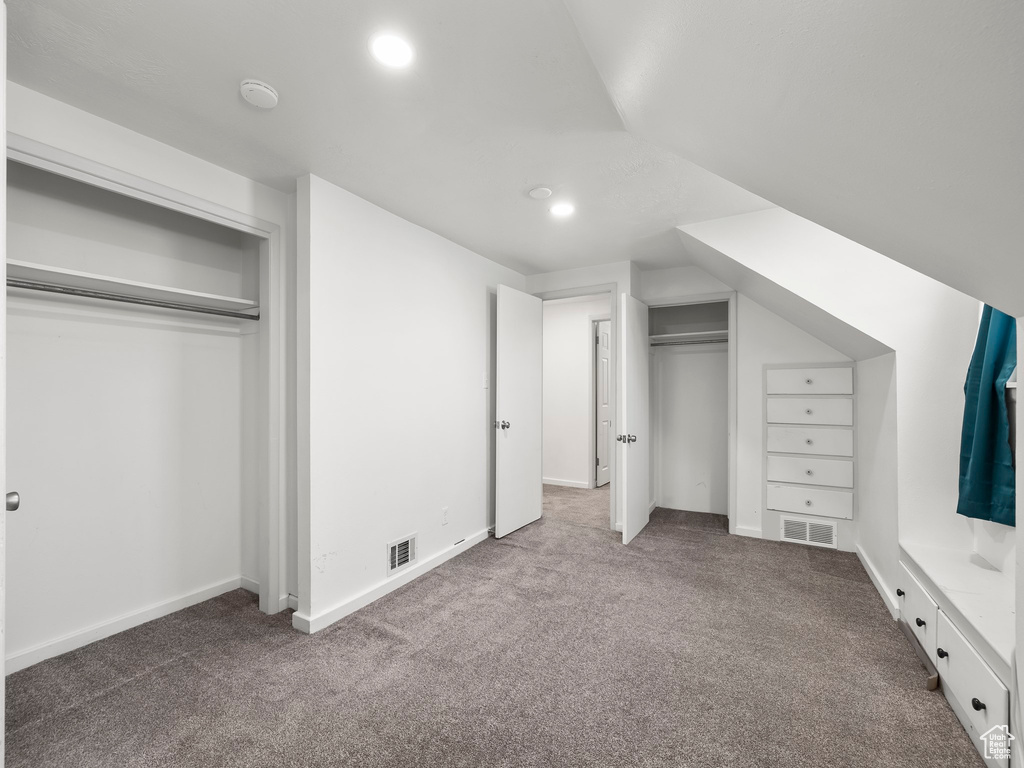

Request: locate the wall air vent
(387, 534), (417, 575)
(780, 516), (837, 549)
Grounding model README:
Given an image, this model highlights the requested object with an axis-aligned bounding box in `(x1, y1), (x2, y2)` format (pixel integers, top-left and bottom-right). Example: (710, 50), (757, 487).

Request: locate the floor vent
(780, 516), (837, 549)
(387, 534), (417, 575)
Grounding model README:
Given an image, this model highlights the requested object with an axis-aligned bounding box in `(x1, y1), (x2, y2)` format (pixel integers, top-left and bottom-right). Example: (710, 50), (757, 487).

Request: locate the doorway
(541, 294), (615, 531)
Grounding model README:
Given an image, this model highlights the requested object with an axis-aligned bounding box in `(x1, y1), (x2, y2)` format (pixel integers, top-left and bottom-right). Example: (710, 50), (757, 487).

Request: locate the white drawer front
(897, 563), (937, 663)
(767, 456), (853, 488)
(936, 611), (1010, 767)
(766, 485), (853, 519)
(766, 398), (853, 426)
(766, 426), (854, 456)
(767, 367), (853, 395)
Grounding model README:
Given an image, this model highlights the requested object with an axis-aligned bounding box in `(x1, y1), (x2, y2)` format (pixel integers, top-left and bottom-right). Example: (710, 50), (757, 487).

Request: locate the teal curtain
(957, 305), (1016, 526)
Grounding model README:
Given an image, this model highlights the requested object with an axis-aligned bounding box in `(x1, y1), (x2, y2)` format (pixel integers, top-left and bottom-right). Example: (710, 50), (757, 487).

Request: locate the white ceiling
(564, 0), (1024, 315)
(6, 0), (773, 276)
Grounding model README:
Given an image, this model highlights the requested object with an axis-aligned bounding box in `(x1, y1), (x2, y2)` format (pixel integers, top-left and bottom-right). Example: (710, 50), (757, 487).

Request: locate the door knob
(915, 617), (926, 628)
(937, 648), (948, 659)
(627, 435), (637, 443)
(616, 435), (625, 442)
(500, 421), (510, 430)
(896, 589), (905, 597)
(972, 698), (986, 712)
(6, 492), (20, 512)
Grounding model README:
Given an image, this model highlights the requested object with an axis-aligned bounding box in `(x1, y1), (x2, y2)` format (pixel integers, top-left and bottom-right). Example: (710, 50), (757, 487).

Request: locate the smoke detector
(240, 79), (279, 109)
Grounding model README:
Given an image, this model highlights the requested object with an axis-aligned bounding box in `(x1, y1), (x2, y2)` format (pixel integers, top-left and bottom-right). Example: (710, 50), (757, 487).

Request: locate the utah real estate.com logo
(980, 725), (1013, 761)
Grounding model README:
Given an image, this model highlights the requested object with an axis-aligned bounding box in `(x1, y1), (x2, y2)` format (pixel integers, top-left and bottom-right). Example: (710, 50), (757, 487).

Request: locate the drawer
(766, 397), (853, 426)
(767, 367), (853, 395)
(766, 426), (854, 456)
(897, 563), (937, 663)
(936, 611), (1010, 767)
(766, 485), (853, 519)
(766, 455), (853, 488)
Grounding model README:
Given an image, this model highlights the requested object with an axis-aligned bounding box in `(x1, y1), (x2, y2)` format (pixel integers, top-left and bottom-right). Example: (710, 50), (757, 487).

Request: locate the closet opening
(4, 151), (285, 673)
(649, 299), (730, 531)
(541, 293), (616, 532)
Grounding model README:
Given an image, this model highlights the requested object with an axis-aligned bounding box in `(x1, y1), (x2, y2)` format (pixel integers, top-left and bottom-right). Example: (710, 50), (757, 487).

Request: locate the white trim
(857, 544), (898, 619)
(649, 500), (657, 513)
(292, 530), (489, 634)
(734, 525), (762, 539)
(240, 576), (260, 594)
(5, 577), (246, 673)
(286, 594), (299, 612)
(543, 477), (591, 489)
(8, 134), (288, 618)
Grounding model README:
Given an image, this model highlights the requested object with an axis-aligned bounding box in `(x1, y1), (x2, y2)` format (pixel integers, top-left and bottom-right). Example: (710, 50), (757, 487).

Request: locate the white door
(1, 5), (9, 757)
(620, 294), (650, 544)
(595, 320), (611, 487)
(495, 284), (543, 538)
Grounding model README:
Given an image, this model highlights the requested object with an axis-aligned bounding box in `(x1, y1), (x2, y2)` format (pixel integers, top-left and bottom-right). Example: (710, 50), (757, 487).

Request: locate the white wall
(295, 174), (525, 632)
(542, 295), (611, 487)
(8, 82), (297, 607)
(680, 208), (981, 610)
(652, 345), (728, 513)
(735, 295), (852, 539)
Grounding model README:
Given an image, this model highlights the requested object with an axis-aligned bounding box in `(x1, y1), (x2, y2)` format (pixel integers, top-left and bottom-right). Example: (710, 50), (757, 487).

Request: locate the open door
(495, 284), (543, 537)
(620, 293), (650, 544)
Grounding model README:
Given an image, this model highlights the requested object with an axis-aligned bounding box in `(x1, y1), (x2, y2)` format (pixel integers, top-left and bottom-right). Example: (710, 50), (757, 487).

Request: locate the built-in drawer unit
(936, 611), (1010, 767)
(766, 484), (853, 519)
(897, 563), (938, 664)
(766, 455), (853, 488)
(764, 364), (856, 546)
(766, 366), (854, 395)
(766, 426), (853, 456)
(766, 397), (853, 426)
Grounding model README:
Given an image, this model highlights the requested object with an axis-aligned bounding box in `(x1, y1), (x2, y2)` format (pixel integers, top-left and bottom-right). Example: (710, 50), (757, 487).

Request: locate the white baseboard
(542, 477), (591, 489)
(857, 544), (898, 619)
(292, 530), (488, 635)
(649, 500), (657, 513)
(238, 577), (297, 614)
(733, 525), (762, 539)
(286, 594), (299, 611)
(240, 576), (260, 594)
(5, 577), (245, 674)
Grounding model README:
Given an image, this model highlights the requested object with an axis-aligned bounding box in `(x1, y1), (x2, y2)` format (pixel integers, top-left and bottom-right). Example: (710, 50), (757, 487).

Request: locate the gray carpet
(6, 486), (982, 767)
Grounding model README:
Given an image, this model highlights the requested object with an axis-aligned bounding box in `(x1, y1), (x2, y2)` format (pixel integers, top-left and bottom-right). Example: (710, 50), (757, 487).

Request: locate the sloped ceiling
(564, 1), (1024, 315)
(5, 0), (773, 275)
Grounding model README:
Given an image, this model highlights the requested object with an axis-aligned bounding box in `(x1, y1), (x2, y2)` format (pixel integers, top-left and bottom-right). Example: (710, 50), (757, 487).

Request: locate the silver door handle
(627, 435), (637, 443)
(616, 435), (625, 442)
(6, 492), (20, 512)
(499, 421), (510, 430)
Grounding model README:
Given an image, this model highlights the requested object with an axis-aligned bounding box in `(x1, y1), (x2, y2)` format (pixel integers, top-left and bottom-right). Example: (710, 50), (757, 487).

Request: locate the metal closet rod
(6, 278), (260, 321)
(650, 338), (727, 347)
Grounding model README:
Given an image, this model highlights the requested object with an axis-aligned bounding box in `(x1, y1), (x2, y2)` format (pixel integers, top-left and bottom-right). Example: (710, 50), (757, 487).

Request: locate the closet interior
(5, 160), (262, 671)
(649, 301), (729, 519)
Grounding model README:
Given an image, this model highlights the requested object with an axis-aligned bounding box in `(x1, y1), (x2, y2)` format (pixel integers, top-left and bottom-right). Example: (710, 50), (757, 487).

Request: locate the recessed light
(550, 202), (575, 218)
(528, 187), (552, 200)
(370, 34), (414, 68)
(240, 79), (278, 109)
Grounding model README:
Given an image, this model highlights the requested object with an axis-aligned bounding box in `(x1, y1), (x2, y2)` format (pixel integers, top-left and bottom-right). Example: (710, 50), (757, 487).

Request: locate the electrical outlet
(442, 506), (449, 526)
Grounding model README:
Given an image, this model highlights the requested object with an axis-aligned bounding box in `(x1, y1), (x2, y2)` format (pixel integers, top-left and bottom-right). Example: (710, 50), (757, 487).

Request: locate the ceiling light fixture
(370, 34), (415, 68)
(550, 202), (575, 218)
(239, 79), (279, 109)
(528, 187), (552, 200)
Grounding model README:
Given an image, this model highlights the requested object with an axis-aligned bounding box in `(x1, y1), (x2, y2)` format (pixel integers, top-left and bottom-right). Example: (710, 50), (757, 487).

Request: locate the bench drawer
(936, 611), (1010, 767)
(897, 563), (937, 664)
(767, 367), (853, 395)
(766, 398), (853, 426)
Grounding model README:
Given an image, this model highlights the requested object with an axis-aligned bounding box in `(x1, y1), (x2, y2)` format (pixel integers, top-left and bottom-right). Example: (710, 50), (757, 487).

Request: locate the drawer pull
(936, 648), (948, 659)
(896, 588), (905, 597)
(805, 470), (813, 476)
(805, 409), (813, 415)
(806, 439), (813, 445)
(805, 500), (812, 507)
(805, 378), (813, 385)
(915, 618), (926, 628)
(972, 698), (986, 712)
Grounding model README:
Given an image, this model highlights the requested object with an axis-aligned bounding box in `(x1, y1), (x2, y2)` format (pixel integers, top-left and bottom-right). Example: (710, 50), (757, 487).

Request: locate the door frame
(534, 284), (617, 530)
(6, 133), (290, 614)
(589, 315), (611, 490)
(646, 291), (738, 533)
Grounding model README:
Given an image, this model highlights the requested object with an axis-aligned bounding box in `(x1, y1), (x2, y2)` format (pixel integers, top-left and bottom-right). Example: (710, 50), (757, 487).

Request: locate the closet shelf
(649, 330), (728, 346)
(7, 260), (258, 313)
